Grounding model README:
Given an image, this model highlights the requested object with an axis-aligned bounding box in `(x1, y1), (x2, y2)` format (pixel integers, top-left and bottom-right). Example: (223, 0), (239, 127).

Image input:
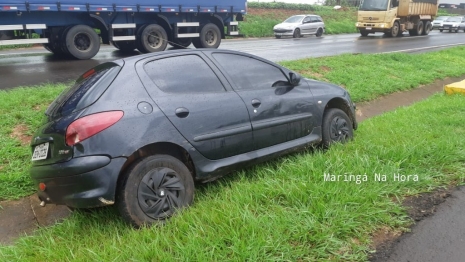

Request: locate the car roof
(118, 49), (266, 65)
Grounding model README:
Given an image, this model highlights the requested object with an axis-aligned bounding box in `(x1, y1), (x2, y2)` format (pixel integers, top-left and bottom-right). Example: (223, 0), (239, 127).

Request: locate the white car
(431, 16), (450, 30)
(439, 16), (465, 33)
(273, 15), (325, 38)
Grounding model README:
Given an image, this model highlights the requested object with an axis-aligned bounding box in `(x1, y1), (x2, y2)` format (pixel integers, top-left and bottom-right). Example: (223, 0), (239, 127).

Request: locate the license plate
(366, 27), (372, 30)
(275, 33), (283, 36)
(32, 142), (49, 161)
(444, 27), (449, 29)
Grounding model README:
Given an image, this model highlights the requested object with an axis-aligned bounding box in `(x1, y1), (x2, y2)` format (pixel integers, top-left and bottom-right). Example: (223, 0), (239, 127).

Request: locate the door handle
(175, 107), (189, 118)
(251, 99), (261, 108)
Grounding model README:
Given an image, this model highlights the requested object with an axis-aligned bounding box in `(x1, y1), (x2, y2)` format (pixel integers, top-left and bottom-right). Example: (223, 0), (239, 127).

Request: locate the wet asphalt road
(385, 187), (465, 262)
(0, 30), (464, 89)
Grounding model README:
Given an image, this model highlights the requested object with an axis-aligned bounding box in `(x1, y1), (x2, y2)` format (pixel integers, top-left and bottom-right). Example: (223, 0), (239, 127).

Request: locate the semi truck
(355, 0), (439, 37)
(0, 0), (246, 59)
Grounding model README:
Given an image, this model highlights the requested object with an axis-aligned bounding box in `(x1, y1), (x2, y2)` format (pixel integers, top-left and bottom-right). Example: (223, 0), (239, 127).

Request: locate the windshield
(283, 15), (304, 23)
(445, 17), (462, 22)
(359, 0), (389, 11)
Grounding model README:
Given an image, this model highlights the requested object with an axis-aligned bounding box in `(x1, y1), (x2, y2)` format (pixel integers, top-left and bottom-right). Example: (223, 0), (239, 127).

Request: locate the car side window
(143, 55), (225, 93)
(311, 16), (318, 23)
(303, 16), (311, 23)
(212, 53), (288, 91)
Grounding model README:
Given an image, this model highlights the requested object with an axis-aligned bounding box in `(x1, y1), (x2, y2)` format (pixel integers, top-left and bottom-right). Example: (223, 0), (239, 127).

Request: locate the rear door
(137, 53), (253, 160)
(210, 52), (316, 150)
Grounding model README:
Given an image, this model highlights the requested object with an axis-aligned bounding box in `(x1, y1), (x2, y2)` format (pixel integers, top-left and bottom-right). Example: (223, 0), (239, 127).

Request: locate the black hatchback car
(30, 49), (357, 227)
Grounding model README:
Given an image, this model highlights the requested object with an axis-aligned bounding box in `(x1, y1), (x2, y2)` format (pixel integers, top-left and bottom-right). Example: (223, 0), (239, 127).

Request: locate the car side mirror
(289, 72), (301, 86)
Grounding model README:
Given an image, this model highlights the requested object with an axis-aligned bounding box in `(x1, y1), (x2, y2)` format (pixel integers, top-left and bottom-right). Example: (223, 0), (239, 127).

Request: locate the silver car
(439, 16), (465, 33)
(273, 15), (325, 39)
(431, 16), (450, 30)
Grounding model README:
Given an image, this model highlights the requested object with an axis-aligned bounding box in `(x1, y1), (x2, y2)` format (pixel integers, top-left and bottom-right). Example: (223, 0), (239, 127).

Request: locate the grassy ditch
(1, 93), (464, 260)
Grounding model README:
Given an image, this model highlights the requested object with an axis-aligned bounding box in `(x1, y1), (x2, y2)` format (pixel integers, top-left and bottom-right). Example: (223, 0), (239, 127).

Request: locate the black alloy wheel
(117, 155), (194, 227)
(137, 167), (186, 219)
(321, 108), (354, 148)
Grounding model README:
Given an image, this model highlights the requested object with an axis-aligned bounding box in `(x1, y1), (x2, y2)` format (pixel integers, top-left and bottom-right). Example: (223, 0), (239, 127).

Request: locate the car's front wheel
(293, 28), (300, 38)
(116, 155), (195, 227)
(321, 108), (354, 148)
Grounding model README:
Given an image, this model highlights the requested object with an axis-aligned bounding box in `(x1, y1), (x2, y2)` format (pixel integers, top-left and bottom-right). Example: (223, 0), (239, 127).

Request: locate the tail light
(66, 111), (124, 146)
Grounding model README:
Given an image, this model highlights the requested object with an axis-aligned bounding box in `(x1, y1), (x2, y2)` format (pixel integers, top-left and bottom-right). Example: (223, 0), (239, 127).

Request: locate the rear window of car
(45, 62), (121, 118)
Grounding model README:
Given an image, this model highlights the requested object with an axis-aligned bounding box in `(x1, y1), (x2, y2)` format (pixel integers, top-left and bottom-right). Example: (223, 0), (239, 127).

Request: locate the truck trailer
(0, 0), (246, 59)
(356, 0), (439, 37)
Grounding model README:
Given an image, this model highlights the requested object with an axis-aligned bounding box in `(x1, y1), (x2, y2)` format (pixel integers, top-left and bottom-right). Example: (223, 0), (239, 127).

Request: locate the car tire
(293, 28), (300, 38)
(64, 24), (100, 60)
(116, 155), (195, 227)
(455, 29), (458, 33)
(137, 24), (168, 53)
(275, 35), (282, 39)
(192, 23), (221, 49)
(315, 28), (323, 37)
(321, 108), (353, 148)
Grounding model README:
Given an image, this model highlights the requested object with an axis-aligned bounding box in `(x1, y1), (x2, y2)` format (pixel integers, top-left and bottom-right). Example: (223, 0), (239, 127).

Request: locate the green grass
(1, 93), (464, 260)
(240, 6), (358, 37)
(0, 84), (67, 200)
(280, 46), (465, 102)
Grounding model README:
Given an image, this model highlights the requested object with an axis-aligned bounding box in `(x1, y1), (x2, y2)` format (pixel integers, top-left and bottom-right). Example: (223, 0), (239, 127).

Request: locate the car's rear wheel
(116, 155), (195, 227)
(321, 108), (353, 148)
(316, 28), (323, 37)
(293, 28), (300, 38)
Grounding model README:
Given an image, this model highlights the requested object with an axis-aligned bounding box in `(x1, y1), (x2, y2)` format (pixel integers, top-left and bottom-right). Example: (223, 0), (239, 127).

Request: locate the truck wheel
(386, 21), (400, 37)
(113, 41), (136, 53)
(360, 30), (369, 37)
(422, 21), (431, 35)
(192, 23), (221, 49)
(116, 155), (195, 227)
(64, 25), (100, 60)
(137, 24), (168, 53)
(170, 38), (192, 49)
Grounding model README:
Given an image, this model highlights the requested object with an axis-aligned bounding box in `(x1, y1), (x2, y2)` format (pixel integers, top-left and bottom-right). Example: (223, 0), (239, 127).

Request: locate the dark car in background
(30, 49), (357, 227)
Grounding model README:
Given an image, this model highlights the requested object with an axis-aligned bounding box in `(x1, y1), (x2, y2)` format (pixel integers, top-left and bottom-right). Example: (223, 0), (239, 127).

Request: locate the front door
(210, 52), (316, 150)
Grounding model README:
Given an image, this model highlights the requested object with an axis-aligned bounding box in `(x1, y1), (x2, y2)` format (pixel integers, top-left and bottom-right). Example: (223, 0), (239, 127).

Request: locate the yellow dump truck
(356, 0), (439, 37)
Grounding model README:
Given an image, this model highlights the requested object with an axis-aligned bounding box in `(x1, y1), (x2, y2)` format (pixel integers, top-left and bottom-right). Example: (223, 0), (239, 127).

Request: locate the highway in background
(0, 30), (464, 89)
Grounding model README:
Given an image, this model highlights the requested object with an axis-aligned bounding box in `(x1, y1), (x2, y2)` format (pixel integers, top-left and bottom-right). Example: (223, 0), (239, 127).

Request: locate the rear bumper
(30, 156), (126, 208)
